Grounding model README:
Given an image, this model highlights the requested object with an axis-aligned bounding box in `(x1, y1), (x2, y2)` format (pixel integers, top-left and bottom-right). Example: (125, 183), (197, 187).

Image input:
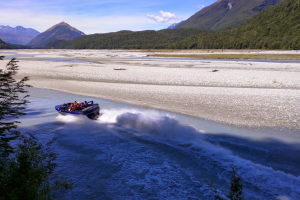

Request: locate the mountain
(0, 38), (27, 49)
(0, 39), (11, 49)
(64, 29), (204, 49)
(0, 25), (40, 45)
(175, 0), (282, 30)
(34, 0), (297, 50)
(28, 22), (85, 48)
(167, 23), (179, 30)
(173, 0), (300, 49)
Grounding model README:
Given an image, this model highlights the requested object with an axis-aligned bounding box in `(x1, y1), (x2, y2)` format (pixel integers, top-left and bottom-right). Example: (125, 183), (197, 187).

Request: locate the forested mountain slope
(65, 29), (204, 49)
(175, 0), (282, 30)
(173, 0), (300, 49)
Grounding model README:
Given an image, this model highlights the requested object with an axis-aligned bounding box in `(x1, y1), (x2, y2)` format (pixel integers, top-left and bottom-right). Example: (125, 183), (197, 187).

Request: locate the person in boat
(67, 101), (77, 111)
(66, 101), (87, 111)
(61, 104), (68, 111)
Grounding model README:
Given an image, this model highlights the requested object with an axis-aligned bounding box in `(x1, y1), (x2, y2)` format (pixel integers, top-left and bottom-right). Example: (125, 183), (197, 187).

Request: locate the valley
(1, 0), (299, 199)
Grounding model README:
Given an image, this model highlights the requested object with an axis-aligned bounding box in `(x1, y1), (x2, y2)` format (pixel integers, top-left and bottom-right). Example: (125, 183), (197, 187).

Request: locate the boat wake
(51, 108), (300, 200)
(56, 114), (84, 123)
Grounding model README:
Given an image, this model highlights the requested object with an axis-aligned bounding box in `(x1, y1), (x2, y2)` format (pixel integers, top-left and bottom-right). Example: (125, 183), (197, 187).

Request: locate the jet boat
(55, 101), (100, 120)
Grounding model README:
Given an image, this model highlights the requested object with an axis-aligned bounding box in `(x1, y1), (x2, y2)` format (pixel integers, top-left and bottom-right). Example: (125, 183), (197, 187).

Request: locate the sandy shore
(1, 49), (300, 130)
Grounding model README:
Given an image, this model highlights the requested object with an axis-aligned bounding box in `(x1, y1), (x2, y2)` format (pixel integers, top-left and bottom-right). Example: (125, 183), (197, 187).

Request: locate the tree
(212, 168), (243, 200)
(227, 168), (243, 200)
(0, 135), (57, 200)
(0, 56), (29, 156)
(0, 56), (66, 200)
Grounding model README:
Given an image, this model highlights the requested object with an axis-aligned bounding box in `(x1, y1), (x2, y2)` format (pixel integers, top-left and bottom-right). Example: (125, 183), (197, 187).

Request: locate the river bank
(1, 49), (300, 130)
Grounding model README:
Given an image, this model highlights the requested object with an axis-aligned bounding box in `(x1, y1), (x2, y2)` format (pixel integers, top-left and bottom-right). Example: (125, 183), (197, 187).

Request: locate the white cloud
(146, 11), (177, 23)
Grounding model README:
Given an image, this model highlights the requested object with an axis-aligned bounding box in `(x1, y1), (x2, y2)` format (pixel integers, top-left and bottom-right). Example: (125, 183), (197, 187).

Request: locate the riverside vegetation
(0, 56), (70, 200)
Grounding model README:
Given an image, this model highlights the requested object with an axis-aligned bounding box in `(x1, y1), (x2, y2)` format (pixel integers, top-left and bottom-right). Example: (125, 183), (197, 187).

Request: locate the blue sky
(0, 0), (216, 34)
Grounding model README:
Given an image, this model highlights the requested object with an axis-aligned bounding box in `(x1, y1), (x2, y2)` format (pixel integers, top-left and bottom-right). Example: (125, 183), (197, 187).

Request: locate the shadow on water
(24, 108), (46, 116)
(202, 134), (300, 176)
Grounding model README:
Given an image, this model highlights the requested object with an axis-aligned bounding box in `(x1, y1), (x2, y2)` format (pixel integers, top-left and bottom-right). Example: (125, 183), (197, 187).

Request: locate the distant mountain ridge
(28, 22), (85, 48)
(0, 39), (24, 49)
(0, 25), (40, 45)
(0, 39), (10, 49)
(175, 0), (282, 30)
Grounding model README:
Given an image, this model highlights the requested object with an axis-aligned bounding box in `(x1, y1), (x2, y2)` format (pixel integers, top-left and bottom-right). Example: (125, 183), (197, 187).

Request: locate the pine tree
(0, 56), (30, 156)
(227, 168), (243, 200)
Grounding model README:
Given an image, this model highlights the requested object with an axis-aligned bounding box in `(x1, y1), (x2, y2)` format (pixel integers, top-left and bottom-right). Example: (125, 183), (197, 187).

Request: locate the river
(16, 87), (300, 200)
